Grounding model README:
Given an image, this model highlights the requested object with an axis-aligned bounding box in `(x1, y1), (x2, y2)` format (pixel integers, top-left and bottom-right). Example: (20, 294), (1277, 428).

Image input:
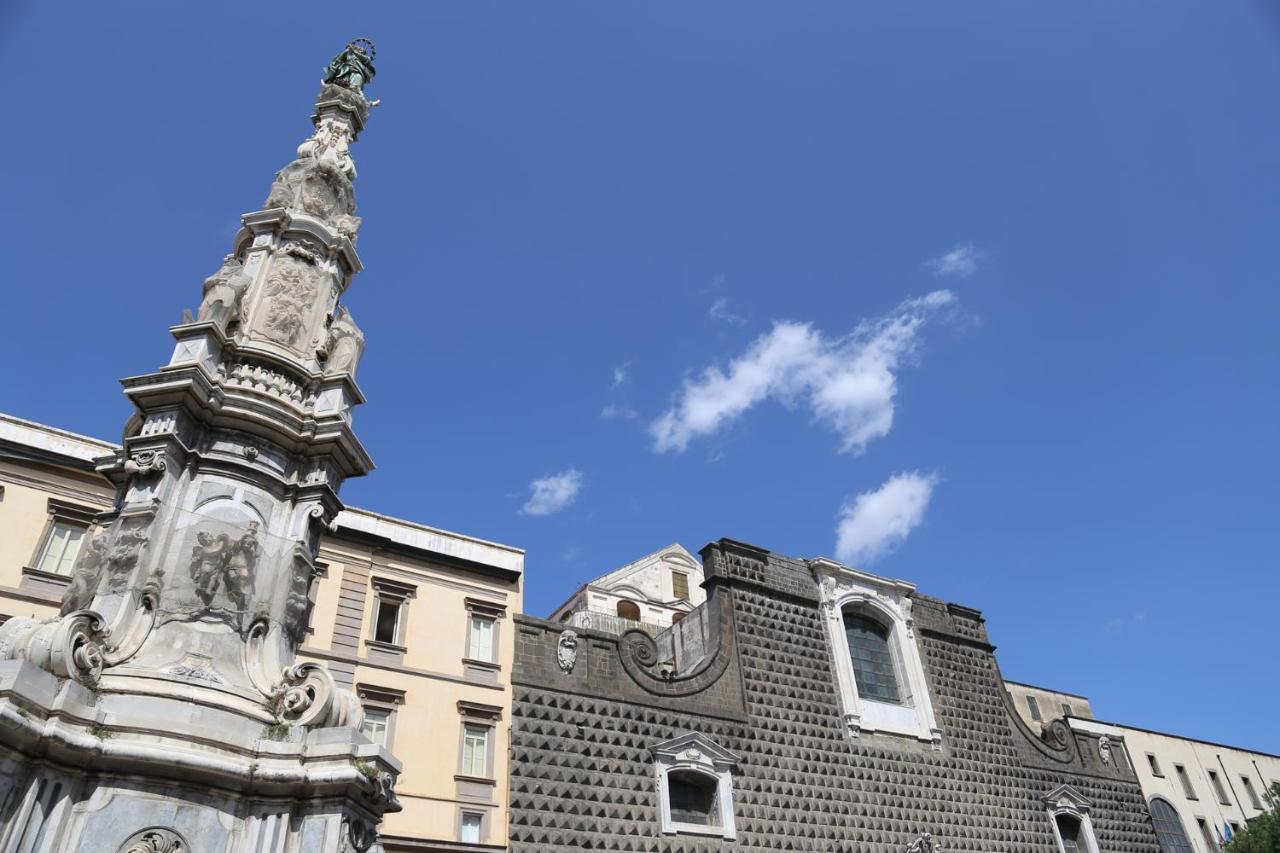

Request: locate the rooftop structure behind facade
(549, 542), (704, 636)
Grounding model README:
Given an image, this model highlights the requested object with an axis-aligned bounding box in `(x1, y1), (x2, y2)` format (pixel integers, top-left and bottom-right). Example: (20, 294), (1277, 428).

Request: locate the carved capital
(125, 449), (167, 477)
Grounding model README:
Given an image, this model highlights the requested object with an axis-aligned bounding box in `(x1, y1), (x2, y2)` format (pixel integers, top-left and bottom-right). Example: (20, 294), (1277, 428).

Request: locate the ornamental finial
(322, 39), (377, 94)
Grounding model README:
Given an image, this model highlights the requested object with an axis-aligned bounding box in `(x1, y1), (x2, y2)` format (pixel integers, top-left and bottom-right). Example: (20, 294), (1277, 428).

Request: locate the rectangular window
(37, 521), (87, 575)
(1147, 754), (1163, 777)
(1196, 818), (1219, 852)
(1241, 776), (1263, 810)
(1027, 695), (1042, 722)
(672, 571), (690, 600)
(361, 707), (390, 747)
(1060, 703), (1073, 717)
(467, 615), (495, 662)
(461, 724), (489, 778)
(1209, 770), (1231, 805)
(1175, 764), (1197, 800)
(373, 597), (400, 644)
(460, 812), (483, 843)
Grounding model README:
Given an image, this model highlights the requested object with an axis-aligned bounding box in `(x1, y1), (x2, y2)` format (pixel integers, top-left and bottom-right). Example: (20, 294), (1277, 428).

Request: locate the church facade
(509, 538), (1162, 852)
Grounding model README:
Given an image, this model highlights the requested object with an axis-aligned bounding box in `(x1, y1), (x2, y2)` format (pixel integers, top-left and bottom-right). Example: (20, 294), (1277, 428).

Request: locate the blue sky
(3, 3), (1278, 752)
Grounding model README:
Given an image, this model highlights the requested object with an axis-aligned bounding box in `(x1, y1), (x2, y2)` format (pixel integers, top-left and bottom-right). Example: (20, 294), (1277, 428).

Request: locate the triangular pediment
(650, 731), (739, 765)
(1043, 783), (1092, 813)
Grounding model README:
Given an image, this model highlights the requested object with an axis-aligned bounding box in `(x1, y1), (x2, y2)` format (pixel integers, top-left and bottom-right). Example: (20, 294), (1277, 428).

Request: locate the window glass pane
(39, 522), (86, 575)
(1148, 754), (1162, 776)
(843, 613), (900, 704)
(1150, 798), (1194, 852)
(1027, 696), (1042, 721)
(1175, 765), (1197, 800)
(462, 724), (489, 777)
(1242, 777), (1262, 809)
(1196, 819), (1219, 851)
(468, 616), (494, 661)
(1061, 703), (1073, 717)
(460, 812), (482, 843)
(1055, 815), (1083, 853)
(668, 771), (719, 827)
(672, 572), (690, 600)
(361, 708), (390, 747)
(1209, 771), (1230, 805)
(373, 598), (399, 644)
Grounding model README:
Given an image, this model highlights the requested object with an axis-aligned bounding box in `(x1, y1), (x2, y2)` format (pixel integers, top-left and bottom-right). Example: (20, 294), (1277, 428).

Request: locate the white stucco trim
(651, 732), (738, 840)
(811, 557), (943, 747)
(1044, 785), (1102, 853)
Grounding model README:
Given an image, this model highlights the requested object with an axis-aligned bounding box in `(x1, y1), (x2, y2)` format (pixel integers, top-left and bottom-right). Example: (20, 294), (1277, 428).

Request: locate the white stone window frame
(651, 732), (739, 840)
(462, 597), (506, 684)
(28, 498), (99, 577)
(1044, 785), (1102, 853)
(366, 576), (416, 656)
(355, 683), (405, 751)
(812, 558), (943, 747)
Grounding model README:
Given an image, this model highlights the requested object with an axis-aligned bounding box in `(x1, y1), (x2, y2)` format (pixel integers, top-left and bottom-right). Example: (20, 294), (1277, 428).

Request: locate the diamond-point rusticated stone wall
(509, 538), (1160, 852)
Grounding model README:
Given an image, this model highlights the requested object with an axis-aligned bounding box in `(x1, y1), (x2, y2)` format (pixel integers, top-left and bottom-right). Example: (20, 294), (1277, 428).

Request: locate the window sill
(19, 566), (71, 599)
(454, 774), (496, 787)
(664, 822), (733, 839)
(462, 657), (500, 685)
(365, 639), (407, 665)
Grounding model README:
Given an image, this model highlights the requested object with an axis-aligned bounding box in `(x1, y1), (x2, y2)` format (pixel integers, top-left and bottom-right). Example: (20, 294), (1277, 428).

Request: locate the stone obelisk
(0, 41), (400, 853)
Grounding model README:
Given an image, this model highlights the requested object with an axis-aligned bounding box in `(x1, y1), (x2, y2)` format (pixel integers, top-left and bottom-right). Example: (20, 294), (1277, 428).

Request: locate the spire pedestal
(0, 42), (398, 853)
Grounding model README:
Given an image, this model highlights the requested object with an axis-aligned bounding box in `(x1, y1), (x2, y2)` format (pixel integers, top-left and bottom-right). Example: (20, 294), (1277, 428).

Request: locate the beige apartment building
(0, 412), (521, 852)
(1072, 717), (1280, 852)
(1006, 671), (1280, 851)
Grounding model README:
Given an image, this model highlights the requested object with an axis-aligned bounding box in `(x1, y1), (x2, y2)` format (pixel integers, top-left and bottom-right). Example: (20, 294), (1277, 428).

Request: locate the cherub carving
(197, 255), (251, 330)
(223, 522), (260, 611)
(189, 531), (230, 605)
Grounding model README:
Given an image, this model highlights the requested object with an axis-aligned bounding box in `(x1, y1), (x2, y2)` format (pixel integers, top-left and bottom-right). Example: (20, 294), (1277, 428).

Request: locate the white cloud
(1103, 610), (1148, 635)
(520, 469), (584, 516)
(835, 472), (938, 566)
(709, 296), (747, 325)
(600, 404), (638, 420)
(650, 290), (956, 454)
(928, 243), (980, 277)
(612, 363), (631, 388)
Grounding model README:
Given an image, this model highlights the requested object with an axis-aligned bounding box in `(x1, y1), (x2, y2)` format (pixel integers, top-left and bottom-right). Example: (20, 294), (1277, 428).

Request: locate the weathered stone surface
(0, 46), (396, 853)
(508, 539), (1161, 852)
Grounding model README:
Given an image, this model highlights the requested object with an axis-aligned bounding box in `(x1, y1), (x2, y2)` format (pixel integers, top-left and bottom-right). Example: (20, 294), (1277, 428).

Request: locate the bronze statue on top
(323, 39), (376, 94)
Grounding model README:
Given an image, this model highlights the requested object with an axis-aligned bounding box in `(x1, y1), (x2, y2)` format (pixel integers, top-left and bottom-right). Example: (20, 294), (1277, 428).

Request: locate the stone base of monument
(0, 660), (398, 852)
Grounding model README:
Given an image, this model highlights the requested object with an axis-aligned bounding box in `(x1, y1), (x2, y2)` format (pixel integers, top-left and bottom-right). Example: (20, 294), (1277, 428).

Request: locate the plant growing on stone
(1225, 783), (1280, 852)
(262, 723), (290, 741)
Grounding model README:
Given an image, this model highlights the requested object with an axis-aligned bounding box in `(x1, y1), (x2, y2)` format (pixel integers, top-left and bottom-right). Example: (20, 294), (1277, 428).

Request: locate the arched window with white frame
(812, 558), (942, 746)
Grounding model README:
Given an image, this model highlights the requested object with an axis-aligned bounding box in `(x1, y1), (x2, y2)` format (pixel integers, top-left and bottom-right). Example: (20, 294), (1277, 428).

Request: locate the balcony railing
(568, 609), (663, 637)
